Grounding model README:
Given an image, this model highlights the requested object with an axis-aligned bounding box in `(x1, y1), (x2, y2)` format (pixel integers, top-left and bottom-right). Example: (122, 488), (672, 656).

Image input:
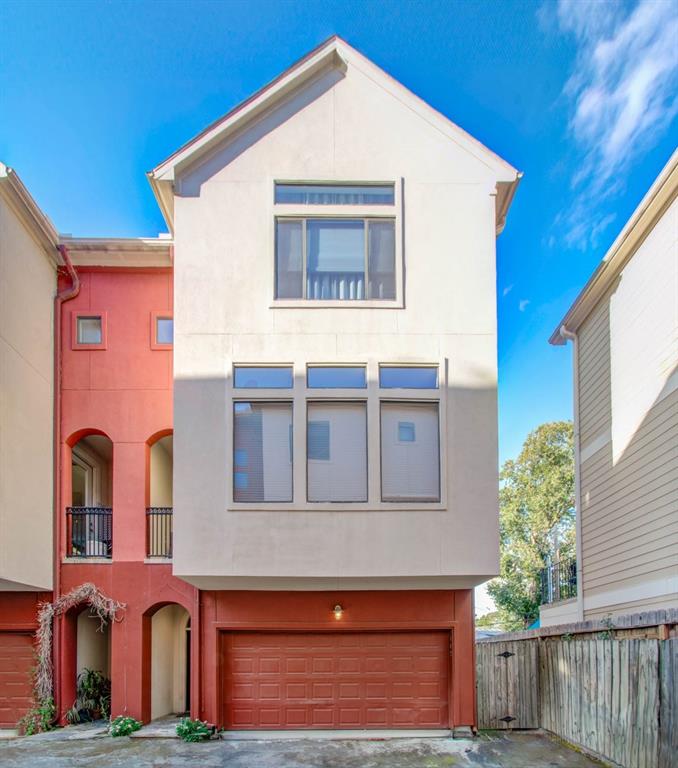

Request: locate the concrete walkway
(0, 729), (606, 767)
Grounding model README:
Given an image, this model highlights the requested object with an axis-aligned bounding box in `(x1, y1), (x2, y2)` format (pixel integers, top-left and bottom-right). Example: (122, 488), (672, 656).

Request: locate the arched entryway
(67, 431), (113, 558)
(146, 431), (173, 559)
(144, 603), (190, 720)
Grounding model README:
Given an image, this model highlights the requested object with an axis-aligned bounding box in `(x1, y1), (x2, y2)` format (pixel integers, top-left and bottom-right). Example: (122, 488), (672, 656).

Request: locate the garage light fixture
(333, 604), (343, 620)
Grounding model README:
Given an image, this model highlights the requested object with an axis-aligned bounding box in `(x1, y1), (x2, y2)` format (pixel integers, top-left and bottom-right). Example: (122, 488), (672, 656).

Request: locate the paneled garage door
(222, 631), (449, 729)
(0, 633), (34, 728)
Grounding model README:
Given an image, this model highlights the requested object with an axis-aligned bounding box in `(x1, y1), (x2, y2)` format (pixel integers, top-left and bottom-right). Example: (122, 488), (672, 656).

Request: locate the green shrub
(18, 697), (56, 735)
(176, 717), (213, 742)
(66, 668), (111, 724)
(110, 715), (142, 737)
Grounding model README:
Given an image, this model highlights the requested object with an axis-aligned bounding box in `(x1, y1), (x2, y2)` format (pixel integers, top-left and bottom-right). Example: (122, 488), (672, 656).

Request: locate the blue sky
(1, 0), (677, 466)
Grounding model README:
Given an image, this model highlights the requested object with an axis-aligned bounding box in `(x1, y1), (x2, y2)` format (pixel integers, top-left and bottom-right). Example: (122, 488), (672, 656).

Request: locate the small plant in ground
(176, 717), (214, 742)
(109, 715), (142, 737)
(18, 697), (56, 735)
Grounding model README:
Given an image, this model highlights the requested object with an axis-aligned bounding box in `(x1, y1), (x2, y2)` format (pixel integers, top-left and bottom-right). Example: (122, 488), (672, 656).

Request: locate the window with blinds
(381, 402), (440, 501)
(307, 402), (367, 502)
(233, 402), (293, 502)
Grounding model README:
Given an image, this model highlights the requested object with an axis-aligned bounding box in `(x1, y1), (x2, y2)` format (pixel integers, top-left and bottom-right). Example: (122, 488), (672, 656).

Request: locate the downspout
(559, 325), (584, 622)
(53, 244), (80, 719)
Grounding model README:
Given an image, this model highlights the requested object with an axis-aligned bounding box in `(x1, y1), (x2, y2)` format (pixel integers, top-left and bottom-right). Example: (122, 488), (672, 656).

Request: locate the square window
(77, 316), (102, 345)
(307, 421), (330, 461)
(156, 317), (173, 344)
(398, 422), (416, 442)
(381, 402), (440, 502)
(307, 403), (367, 502)
(233, 402), (293, 502)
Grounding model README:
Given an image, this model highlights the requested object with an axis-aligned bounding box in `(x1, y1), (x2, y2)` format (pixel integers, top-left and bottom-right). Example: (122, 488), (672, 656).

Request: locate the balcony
(538, 558), (577, 605)
(146, 507), (173, 558)
(66, 507), (112, 558)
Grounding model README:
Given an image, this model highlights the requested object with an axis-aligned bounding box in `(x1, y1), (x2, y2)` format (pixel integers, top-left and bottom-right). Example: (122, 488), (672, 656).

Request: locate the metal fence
(146, 507), (173, 558)
(66, 507), (112, 558)
(537, 558), (576, 604)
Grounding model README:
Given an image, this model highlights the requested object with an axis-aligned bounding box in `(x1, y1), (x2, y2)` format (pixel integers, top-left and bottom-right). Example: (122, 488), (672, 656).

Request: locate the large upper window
(307, 402), (367, 502)
(380, 402), (440, 502)
(275, 183), (394, 205)
(233, 402), (293, 502)
(275, 218), (395, 301)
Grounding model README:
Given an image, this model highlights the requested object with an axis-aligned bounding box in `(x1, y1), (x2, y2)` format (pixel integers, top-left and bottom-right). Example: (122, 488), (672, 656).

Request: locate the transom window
(379, 365), (439, 389)
(276, 218), (395, 301)
(275, 183), (394, 205)
(307, 366), (366, 389)
(234, 366), (293, 389)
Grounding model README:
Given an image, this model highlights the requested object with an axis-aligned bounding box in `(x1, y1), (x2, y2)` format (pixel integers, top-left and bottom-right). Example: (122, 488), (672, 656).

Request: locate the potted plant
(66, 668), (111, 724)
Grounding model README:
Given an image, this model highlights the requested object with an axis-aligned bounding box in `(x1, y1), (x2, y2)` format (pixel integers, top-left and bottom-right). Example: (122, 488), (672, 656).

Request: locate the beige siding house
(0, 164), (58, 592)
(546, 150), (678, 625)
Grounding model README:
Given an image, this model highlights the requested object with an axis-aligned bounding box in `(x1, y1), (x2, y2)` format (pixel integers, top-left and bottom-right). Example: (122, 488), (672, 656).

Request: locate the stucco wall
(577, 195), (678, 620)
(76, 609), (110, 677)
(0, 194), (55, 590)
(172, 61), (506, 587)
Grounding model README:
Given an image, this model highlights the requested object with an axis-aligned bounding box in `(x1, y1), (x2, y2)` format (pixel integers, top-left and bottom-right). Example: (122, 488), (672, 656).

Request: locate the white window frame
(268, 178), (405, 309)
(227, 357), (447, 512)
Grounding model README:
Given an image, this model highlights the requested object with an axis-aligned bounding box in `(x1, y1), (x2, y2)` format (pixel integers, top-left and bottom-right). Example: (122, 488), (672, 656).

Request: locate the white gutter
(560, 324), (584, 622)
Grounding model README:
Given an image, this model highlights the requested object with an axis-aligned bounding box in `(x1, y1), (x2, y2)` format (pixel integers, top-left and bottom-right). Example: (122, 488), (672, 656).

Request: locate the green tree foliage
(488, 421), (575, 630)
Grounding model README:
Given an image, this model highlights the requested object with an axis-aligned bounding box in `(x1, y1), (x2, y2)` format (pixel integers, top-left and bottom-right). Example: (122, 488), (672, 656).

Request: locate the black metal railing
(538, 558), (577, 605)
(66, 507), (112, 558)
(146, 507), (173, 558)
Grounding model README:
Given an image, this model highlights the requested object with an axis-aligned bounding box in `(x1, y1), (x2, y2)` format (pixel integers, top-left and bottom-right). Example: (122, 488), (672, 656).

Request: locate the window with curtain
(307, 402), (367, 502)
(233, 402), (293, 502)
(275, 218), (395, 301)
(381, 402), (440, 501)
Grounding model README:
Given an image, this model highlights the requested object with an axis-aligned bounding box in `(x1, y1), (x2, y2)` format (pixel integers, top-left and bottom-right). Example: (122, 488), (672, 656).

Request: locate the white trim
(584, 574), (678, 611)
(580, 429), (611, 464)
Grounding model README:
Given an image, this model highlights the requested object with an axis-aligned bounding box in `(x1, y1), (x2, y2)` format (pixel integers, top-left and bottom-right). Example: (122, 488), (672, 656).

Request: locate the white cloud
(519, 299), (530, 312)
(545, 0), (678, 249)
(502, 284), (514, 297)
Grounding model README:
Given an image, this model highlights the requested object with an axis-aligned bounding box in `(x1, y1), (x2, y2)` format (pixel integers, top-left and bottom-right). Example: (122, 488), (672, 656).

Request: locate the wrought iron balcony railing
(538, 558), (577, 605)
(66, 507), (112, 558)
(146, 507), (173, 558)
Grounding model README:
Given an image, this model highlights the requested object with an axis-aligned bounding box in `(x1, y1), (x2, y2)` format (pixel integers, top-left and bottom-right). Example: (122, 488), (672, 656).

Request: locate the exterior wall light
(333, 604), (343, 620)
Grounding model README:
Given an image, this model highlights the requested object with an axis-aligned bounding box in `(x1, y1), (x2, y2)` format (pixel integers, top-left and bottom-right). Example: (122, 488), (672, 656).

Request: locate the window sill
(270, 299), (403, 310)
(144, 557), (173, 564)
(62, 557), (112, 564)
(227, 503), (446, 513)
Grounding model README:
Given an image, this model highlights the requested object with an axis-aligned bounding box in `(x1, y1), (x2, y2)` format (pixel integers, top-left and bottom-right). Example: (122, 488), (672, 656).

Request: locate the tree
(487, 421), (575, 630)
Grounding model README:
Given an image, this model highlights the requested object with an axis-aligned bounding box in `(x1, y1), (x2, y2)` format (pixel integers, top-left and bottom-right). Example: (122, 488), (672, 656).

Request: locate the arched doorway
(150, 604), (190, 720)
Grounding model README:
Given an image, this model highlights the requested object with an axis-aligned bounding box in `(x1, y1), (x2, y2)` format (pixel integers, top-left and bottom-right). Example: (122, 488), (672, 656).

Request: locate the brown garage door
(0, 633), (34, 728)
(222, 631), (449, 729)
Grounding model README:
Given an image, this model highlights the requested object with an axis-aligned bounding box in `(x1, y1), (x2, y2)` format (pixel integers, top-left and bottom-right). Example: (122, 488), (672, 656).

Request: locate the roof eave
(549, 148), (678, 346)
(0, 162), (61, 261)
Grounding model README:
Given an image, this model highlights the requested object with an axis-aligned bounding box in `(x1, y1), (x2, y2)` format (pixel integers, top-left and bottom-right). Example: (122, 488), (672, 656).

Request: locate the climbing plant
(25, 583), (125, 732)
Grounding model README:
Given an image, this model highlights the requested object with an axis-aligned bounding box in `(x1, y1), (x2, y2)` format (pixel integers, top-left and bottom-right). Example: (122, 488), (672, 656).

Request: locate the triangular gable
(148, 36), (520, 232)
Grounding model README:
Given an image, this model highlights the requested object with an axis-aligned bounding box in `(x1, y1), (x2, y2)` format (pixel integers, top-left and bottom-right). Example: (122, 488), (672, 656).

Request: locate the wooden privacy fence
(477, 616), (677, 768)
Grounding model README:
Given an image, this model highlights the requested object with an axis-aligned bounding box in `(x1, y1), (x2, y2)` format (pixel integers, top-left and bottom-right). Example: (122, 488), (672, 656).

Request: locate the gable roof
(0, 162), (60, 260)
(147, 36), (521, 232)
(549, 148), (678, 345)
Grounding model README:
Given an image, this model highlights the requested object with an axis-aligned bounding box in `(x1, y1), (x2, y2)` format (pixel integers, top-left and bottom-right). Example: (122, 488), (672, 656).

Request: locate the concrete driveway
(0, 730), (604, 767)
